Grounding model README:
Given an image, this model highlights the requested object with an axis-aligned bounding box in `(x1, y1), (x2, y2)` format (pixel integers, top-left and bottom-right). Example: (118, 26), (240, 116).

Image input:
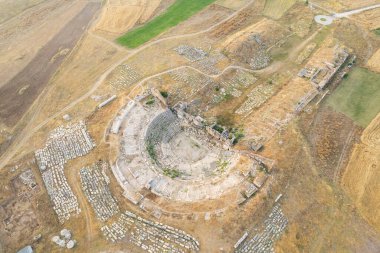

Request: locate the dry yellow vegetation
(342, 113), (380, 232)
(311, 0), (380, 12)
(0, 0), (46, 23)
(94, 0), (161, 35)
(215, 0), (251, 10)
(222, 18), (288, 52)
(367, 49), (380, 73)
(263, 0), (297, 19)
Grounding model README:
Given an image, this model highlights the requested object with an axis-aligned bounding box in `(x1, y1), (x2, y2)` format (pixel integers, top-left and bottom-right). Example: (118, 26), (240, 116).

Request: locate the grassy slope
(117, 0), (217, 48)
(327, 67), (380, 127)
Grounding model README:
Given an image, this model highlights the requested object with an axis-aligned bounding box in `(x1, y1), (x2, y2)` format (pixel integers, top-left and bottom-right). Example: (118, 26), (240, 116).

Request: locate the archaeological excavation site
(0, 0), (380, 253)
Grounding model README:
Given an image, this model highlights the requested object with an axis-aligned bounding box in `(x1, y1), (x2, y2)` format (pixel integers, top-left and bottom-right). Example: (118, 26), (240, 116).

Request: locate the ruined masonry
(235, 205), (288, 253)
(102, 211), (200, 253)
(80, 162), (119, 222)
(35, 121), (96, 223)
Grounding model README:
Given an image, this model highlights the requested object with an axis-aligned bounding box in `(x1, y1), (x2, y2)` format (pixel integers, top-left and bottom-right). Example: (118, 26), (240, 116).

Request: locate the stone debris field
(235, 204), (288, 253)
(101, 211), (200, 253)
(174, 45), (208, 62)
(80, 162), (120, 222)
(109, 64), (141, 90)
(35, 121), (95, 223)
(213, 69), (257, 103)
(51, 228), (77, 249)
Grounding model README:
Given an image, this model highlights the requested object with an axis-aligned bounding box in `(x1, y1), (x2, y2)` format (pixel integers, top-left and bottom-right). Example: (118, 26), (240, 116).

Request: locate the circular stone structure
(109, 92), (258, 208)
(314, 15), (334, 26)
(66, 240), (76, 249)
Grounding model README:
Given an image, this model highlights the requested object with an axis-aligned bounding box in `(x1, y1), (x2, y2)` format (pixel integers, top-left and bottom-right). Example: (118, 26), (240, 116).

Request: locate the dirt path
(0, 0), (322, 171)
(0, 0), (257, 170)
(333, 126), (355, 183)
(88, 31), (128, 52)
(66, 166), (96, 248)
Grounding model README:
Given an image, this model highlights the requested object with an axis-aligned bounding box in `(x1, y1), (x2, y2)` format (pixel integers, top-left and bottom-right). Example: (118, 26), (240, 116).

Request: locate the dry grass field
(311, 0), (380, 12)
(342, 113), (380, 232)
(0, 0), (46, 24)
(215, 0), (252, 10)
(263, 0), (297, 19)
(94, 0), (162, 37)
(367, 49), (380, 72)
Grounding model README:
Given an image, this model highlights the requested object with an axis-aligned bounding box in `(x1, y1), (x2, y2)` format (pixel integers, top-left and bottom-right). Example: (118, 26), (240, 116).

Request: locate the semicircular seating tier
(109, 93), (248, 204)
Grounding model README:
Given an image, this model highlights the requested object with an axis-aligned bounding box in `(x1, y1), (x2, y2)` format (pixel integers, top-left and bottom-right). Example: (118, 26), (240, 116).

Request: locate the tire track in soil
(0, 2), (101, 127)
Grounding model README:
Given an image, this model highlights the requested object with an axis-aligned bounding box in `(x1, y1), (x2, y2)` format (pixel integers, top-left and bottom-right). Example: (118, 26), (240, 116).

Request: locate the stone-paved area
(235, 205), (288, 253)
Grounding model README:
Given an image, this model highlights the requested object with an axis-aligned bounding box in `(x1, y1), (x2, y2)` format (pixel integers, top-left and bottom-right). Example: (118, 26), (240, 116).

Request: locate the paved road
(334, 4), (380, 18)
(311, 1), (380, 21)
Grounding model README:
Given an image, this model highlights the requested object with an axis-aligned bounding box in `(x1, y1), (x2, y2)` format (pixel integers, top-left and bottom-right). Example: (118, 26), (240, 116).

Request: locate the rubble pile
(194, 53), (225, 75)
(80, 162), (119, 222)
(235, 205), (288, 253)
(248, 34), (271, 70)
(213, 70), (257, 103)
(110, 64), (141, 90)
(235, 84), (276, 115)
(249, 50), (271, 70)
(101, 211), (200, 252)
(174, 45), (207, 62)
(170, 69), (214, 97)
(42, 165), (81, 223)
(35, 121), (95, 170)
(19, 169), (37, 188)
(35, 121), (95, 223)
(51, 229), (77, 249)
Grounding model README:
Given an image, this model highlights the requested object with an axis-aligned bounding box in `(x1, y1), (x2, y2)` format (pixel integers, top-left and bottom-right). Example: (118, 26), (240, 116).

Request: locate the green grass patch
(327, 67), (380, 127)
(145, 97), (155, 105)
(117, 0), (217, 48)
(217, 159), (229, 173)
(212, 124), (224, 133)
(374, 28), (380, 36)
(163, 168), (181, 179)
(146, 142), (157, 163)
(160, 91), (168, 98)
(232, 128), (244, 144)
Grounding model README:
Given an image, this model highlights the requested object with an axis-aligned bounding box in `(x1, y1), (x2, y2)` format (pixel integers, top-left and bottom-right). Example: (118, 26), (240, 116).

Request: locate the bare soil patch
(0, 0), (84, 89)
(0, 2), (100, 127)
(300, 104), (361, 180)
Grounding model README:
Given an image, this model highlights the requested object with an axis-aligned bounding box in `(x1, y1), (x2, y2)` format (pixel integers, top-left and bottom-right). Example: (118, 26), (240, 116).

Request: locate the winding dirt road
(0, 0), (257, 169)
(0, 0), (323, 172)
